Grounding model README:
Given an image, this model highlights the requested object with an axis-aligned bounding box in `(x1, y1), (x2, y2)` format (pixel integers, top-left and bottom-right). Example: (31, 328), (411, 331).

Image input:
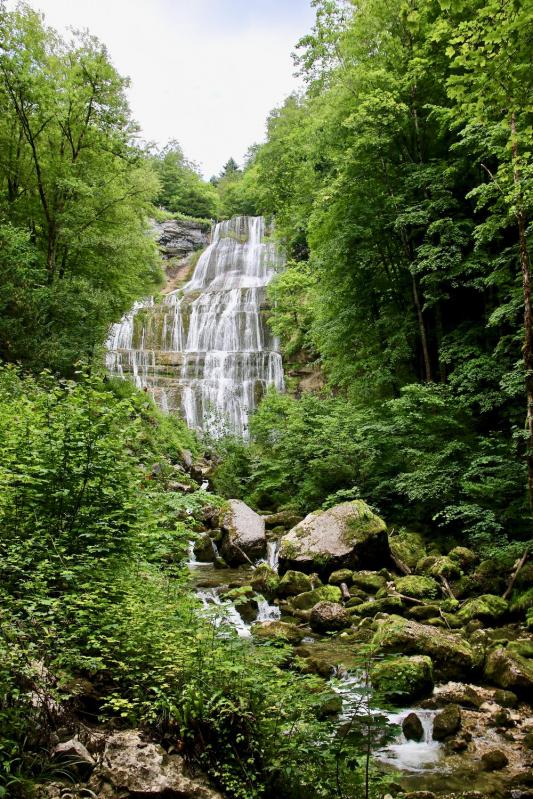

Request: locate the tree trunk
(411, 272), (432, 382)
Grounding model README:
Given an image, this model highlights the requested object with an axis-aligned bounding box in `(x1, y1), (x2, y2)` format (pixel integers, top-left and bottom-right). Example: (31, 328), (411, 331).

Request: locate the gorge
(106, 215), (285, 437)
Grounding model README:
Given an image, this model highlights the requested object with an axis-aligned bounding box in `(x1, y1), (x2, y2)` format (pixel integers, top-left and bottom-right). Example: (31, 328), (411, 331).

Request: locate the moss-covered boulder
(408, 605), (441, 621)
(389, 530), (427, 571)
(278, 500), (389, 577)
(370, 655), (434, 704)
(250, 564), (280, 598)
(350, 596), (404, 618)
(395, 575), (440, 600)
(310, 601), (350, 633)
(484, 641), (533, 697)
(193, 533), (216, 562)
(290, 585), (342, 611)
(251, 620), (305, 645)
(263, 511), (303, 529)
(428, 556), (462, 580)
(351, 571), (387, 594)
(457, 594), (509, 625)
(472, 559), (509, 595)
(329, 569), (354, 586)
(278, 570), (313, 598)
(448, 546), (478, 571)
(372, 615), (475, 680)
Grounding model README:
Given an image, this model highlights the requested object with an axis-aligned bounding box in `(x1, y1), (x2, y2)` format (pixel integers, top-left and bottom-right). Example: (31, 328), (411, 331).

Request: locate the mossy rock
(458, 594), (509, 625)
(429, 556), (462, 580)
(251, 620), (305, 645)
(315, 692), (343, 719)
(416, 555), (438, 573)
(372, 615), (475, 680)
(250, 564), (280, 598)
(484, 641), (533, 697)
(448, 546), (478, 571)
(389, 530), (427, 571)
(351, 571), (387, 594)
(407, 605), (441, 621)
(278, 570), (313, 598)
(220, 585), (255, 601)
(433, 703), (462, 740)
(329, 569), (353, 586)
(278, 500), (389, 577)
(395, 575), (440, 600)
(472, 559), (509, 595)
(370, 655), (434, 704)
(350, 595), (404, 618)
(290, 585), (342, 610)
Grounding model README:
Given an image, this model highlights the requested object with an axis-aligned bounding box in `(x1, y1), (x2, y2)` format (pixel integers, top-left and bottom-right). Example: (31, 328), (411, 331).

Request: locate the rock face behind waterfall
(278, 500), (389, 577)
(106, 216), (284, 436)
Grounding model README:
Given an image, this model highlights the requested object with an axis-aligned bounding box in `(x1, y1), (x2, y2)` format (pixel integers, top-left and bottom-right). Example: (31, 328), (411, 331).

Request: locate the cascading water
(106, 215), (284, 437)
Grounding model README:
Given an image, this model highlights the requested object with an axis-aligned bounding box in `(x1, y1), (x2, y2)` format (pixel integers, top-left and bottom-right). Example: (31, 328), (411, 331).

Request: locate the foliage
(152, 139), (219, 219)
(0, 4), (162, 374)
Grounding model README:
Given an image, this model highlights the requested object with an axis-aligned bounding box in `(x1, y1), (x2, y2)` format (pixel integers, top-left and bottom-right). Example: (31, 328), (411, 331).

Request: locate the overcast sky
(6, 0), (315, 177)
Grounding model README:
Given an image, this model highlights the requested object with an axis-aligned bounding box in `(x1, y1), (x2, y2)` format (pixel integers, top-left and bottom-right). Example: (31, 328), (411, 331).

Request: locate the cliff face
(151, 217), (212, 294)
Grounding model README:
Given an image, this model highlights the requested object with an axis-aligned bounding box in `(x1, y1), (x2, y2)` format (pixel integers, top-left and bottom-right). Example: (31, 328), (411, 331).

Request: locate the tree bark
(411, 272), (432, 382)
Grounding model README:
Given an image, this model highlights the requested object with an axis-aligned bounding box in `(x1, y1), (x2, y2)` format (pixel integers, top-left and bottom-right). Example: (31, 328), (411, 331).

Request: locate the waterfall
(106, 215), (284, 437)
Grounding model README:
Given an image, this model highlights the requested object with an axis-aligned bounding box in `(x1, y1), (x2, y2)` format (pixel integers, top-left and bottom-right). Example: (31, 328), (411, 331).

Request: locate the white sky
(6, 0), (315, 177)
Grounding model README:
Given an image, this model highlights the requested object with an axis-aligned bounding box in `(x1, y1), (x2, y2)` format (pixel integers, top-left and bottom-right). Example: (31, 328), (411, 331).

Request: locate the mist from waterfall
(106, 215), (284, 437)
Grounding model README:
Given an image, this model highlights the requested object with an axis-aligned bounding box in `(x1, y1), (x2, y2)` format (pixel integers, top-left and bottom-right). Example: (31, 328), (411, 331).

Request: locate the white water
(106, 216), (284, 437)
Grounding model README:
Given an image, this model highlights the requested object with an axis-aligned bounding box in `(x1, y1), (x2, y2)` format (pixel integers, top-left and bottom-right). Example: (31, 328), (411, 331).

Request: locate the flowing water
(106, 215), (284, 437)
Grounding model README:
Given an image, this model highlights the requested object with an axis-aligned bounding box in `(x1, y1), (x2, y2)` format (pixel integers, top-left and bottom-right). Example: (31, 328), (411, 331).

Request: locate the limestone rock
(432, 704), (462, 740)
(278, 500), (389, 577)
(93, 730), (222, 797)
(262, 511), (303, 529)
(309, 601), (350, 633)
(370, 655), (434, 704)
(154, 218), (210, 259)
(394, 575), (440, 600)
(372, 615), (475, 680)
(53, 738), (95, 772)
(220, 500), (266, 566)
(290, 585), (342, 610)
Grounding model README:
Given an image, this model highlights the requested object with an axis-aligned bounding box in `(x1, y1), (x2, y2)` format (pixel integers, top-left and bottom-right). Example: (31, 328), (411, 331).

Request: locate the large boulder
(372, 615), (475, 680)
(370, 655), (434, 704)
(278, 500), (389, 577)
(251, 620), (306, 644)
(290, 585), (342, 610)
(388, 530), (427, 571)
(484, 641), (533, 698)
(220, 500), (266, 566)
(432, 704), (462, 740)
(310, 601), (350, 633)
(395, 575), (440, 600)
(90, 730), (222, 798)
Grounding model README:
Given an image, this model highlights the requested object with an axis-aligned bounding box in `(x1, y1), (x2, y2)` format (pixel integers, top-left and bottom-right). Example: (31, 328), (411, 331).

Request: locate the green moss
(429, 556), (462, 580)
(458, 594), (509, 624)
(329, 569), (353, 586)
(278, 570), (313, 597)
(341, 501), (387, 545)
(389, 530), (427, 571)
(290, 585), (342, 610)
(351, 571), (386, 594)
(395, 575), (440, 600)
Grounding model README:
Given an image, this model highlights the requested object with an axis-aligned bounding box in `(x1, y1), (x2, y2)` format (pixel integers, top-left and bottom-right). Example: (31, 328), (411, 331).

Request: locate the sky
(6, 0), (316, 177)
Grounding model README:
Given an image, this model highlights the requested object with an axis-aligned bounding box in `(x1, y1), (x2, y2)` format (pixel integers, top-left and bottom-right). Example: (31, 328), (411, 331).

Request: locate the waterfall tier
(106, 215), (284, 436)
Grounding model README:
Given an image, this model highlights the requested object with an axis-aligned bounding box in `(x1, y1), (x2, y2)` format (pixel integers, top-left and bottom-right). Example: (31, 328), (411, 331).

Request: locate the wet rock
(432, 682), (484, 709)
(193, 533), (216, 562)
(480, 749), (508, 771)
(329, 568), (354, 586)
(351, 570), (387, 594)
(309, 601), (350, 633)
(394, 575), (440, 600)
(388, 530), (427, 571)
(290, 585), (342, 610)
(234, 597), (259, 623)
(278, 500), (389, 577)
(457, 594), (509, 625)
(402, 712), (424, 741)
(251, 620), (305, 644)
(91, 729), (222, 797)
(220, 499), (266, 566)
(488, 708), (515, 728)
(370, 655), (434, 704)
(484, 642), (533, 697)
(155, 218), (210, 259)
(372, 616), (475, 680)
(316, 692), (343, 719)
(278, 570), (313, 597)
(432, 704), (462, 740)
